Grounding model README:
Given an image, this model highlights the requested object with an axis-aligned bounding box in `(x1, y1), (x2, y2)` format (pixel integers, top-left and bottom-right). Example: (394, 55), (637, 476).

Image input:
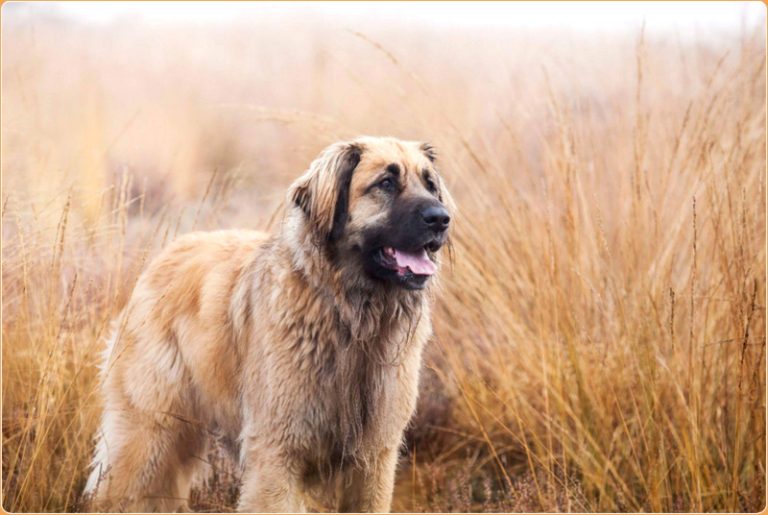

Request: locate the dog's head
(289, 136), (454, 290)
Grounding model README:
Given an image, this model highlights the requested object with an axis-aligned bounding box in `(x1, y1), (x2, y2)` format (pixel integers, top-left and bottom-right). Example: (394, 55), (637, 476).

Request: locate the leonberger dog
(84, 136), (453, 512)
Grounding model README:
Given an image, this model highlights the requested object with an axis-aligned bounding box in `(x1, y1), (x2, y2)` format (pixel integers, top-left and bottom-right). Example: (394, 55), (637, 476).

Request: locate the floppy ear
(289, 141), (363, 243)
(420, 142), (437, 163)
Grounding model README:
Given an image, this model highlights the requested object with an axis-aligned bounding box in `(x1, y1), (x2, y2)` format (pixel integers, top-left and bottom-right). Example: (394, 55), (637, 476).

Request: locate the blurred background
(2, 2), (766, 512)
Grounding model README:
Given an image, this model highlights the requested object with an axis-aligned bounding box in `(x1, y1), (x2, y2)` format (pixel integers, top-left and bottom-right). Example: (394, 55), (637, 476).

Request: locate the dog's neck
(275, 215), (428, 345)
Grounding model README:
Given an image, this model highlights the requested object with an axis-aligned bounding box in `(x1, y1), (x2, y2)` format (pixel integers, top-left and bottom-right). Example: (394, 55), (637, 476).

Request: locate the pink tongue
(393, 249), (437, 275)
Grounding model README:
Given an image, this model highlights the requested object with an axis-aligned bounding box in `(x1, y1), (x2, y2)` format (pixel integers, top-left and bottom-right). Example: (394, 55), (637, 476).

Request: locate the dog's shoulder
(129, 230), (270, 324)
(149, 230), (269, 271)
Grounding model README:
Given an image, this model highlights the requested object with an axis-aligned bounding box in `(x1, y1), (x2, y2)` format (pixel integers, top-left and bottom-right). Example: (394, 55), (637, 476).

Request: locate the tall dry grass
(2, 9), (765, 513)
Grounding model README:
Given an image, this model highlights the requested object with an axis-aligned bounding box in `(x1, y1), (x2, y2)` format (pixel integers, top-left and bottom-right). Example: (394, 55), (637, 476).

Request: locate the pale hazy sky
(5, 1), (766, 34)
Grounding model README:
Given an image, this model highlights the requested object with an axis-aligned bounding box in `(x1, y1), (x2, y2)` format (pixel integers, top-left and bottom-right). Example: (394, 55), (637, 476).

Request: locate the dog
(84, 136), (453, 512)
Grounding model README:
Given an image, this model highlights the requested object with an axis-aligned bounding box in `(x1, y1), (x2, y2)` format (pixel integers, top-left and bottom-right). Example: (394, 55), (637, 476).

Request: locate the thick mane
(273, 184), (428, 346)
(239, 234), (425, 470)
(273, 218), (427, 351)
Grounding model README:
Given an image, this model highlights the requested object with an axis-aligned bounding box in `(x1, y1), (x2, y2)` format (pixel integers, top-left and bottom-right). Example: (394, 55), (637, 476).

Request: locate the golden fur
(84, 136), (452, 512)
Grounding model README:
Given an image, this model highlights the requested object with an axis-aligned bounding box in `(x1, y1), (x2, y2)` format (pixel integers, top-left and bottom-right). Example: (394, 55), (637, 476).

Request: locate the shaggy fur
(84, 136), (453, 512)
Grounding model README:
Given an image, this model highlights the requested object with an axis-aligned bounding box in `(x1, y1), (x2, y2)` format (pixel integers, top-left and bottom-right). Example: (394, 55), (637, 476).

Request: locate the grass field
(2, 7), (766, 512)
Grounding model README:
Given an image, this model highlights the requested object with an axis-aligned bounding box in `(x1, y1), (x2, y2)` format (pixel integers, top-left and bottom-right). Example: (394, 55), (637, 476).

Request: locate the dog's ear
(420, 142), (437, 163)
(290, 141), (363, 243)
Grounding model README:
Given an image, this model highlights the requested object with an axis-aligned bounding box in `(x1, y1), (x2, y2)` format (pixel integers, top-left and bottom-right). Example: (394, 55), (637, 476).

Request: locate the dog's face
(290, 137), (453, 290)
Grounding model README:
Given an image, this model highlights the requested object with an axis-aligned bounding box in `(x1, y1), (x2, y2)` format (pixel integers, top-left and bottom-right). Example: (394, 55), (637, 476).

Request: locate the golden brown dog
(84, 136), (453, 512)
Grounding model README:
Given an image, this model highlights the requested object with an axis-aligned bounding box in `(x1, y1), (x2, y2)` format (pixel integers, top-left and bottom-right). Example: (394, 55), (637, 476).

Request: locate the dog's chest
(257, 273), (422, 465)
(302, 338), (389, 442)
(277, 324), (409, 465)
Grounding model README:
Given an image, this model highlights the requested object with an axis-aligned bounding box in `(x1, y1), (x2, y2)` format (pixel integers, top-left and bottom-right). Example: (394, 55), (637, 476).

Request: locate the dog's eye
(378, 178), (395, 192)
(425, 178), (437, 193)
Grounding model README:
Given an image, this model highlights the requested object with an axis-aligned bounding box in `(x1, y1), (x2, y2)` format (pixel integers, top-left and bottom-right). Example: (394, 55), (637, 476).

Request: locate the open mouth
(377, 246), (437, 277)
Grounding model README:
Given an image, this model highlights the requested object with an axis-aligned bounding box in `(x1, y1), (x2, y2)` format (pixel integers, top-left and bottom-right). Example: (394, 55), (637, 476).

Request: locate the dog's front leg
(338, 446), (399, 513)
(237, 450), (305, 513)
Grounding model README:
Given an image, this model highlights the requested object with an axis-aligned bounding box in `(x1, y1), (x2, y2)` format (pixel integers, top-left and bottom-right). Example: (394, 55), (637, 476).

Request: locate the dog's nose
(421, 205), (450, 232)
